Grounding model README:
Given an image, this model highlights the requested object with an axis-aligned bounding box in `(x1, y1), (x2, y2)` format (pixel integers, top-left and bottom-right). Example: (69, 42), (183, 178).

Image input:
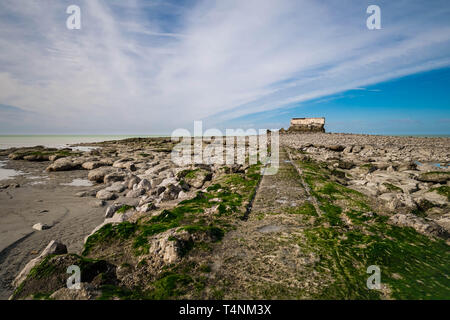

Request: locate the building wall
(290, 118), (325, 126)
(287, 117), (326, 133)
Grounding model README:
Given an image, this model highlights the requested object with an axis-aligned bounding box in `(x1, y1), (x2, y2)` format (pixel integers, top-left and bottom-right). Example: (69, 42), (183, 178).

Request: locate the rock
(386, 165), (397, 173)
(151, 177), (164, 187)
(127, 176), (141, 189)
(179, 180), (190, 191)
(46, 158), (80, 172)
(327, 145), (345, 152)
(138, 195), (155, 206)
(343, 146), (353, 154)
(418, 191), (448, 207)
(194, 164), (213, 172)
(380, 193), (417, 211)
(148, 229), (192, 264)
(356, 164), (377, 175)
(401, 182), (419, 194)
(84, 211), (136, 244)
(337, 160), (355, 170)
(49, 154), (66, 162)
(184, 169), (212, 189)
(82, 161), (110, 170)
(221, 164), (244, 174)
(126, 188), (145, 198)
(398, 161), (417, 172)
(145, 163), (170, 176)
(112, 160), (136, 171)
(104, 172), (127, 184)
(75, 189), (98, 197)
(388, 213), (448, 239)
(160, 184), (181, 201)
(379, 182), (403, 194)
(352, 145), (362, 153)
(12, 240), (67, 288)
(152, 186), (166, 196)
(75, 191), (89, 197)
(88, 167), (117, 183)
(50, 283), (100, 300)
(436, 214), (450, 233)
(96, 189), (117, 201)
(158, 177), (177, 188)
(105, 203), (123, 218)
(104, 182), (126, 193)
(112, 158), (135, 169)
(23, 154), (49, 161)
(32, 223), (51, 231)
(93, 200), (106, 207)
(178, 191), (188, 199)
(137, 202), (157, 213)
(137, 178), (152, 191)
(417, 172), (450, 183)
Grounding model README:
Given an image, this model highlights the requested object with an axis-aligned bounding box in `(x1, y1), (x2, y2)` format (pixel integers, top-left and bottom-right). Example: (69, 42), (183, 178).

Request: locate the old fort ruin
(287, 117), (325, 133)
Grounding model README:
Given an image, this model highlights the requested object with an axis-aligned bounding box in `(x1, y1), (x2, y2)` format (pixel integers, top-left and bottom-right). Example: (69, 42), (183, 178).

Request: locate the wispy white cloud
(0, 0), (449, 133)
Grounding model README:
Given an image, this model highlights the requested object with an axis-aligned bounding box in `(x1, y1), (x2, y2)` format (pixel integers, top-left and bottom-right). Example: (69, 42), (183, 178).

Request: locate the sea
(0, 135), (166, 150)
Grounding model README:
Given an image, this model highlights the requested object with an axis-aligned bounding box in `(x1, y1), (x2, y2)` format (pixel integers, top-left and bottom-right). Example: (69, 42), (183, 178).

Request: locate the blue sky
(225, 67), (450, 135)
(0, 0), (449, 135)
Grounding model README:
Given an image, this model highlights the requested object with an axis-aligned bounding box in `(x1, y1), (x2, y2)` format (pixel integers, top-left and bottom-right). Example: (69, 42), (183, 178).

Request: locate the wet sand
(0, 158), (105, 299)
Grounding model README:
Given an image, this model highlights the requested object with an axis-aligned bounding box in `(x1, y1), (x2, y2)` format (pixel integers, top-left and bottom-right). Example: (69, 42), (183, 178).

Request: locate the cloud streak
(0, 0), (449, 133)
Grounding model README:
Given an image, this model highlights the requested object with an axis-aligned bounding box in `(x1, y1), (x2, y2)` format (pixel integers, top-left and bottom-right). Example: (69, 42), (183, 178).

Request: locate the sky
(0, 0), (449, 135)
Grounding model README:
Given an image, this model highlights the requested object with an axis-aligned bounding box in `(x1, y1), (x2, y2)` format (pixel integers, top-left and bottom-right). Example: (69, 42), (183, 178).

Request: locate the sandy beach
(0, 159), (107, 299)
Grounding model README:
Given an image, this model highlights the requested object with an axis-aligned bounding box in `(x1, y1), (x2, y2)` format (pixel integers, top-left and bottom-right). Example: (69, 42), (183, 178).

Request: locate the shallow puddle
(60, 178), (93, 187)
(0, 161), (24, 181)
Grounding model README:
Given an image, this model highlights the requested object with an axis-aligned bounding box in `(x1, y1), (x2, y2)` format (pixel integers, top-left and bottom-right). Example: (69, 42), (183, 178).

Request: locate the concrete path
(208, 149), (324, 299)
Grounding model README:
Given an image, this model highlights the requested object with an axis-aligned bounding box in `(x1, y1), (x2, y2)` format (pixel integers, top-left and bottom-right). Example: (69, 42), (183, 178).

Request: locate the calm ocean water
(0, 135), (166, 150)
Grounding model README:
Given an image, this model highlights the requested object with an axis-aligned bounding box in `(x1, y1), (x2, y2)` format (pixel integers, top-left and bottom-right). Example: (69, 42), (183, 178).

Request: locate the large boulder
(417, 172), (450, 184)
(148, 229), (193, 264)
(112, 159), (136, 171)
(137, 178), (152, 191)
(379, 193), (417, 211)
(82, 161), (110, 170)
(104, 172), (127, 184)
(104, 182), (126, 193)
(126, 176), (141, 189)
(96, 189), (117, 201)
(12, 240), (67, 289)
(182, 169), (212, 189)
(126, 188), (145, 198)
(50, 283), (100, 300)
(88, 167), (117, 183)
(12, 254), (115, 300)
(388, 213), (449, 239)
(105, 203), (123, 218)
(145, 163), (170, 176)
(46, 158), (81, 172)
(415, 191), (448, 208)
(160, 184), (181, 201)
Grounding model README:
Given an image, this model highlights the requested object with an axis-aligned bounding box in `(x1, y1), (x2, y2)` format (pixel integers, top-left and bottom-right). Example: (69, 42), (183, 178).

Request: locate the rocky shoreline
(282, 133), (449, 234)
(0, 133), (448, 300)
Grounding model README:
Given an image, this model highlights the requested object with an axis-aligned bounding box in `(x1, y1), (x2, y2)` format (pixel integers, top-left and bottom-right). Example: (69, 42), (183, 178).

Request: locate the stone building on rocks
(287, 117), (325, 133)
